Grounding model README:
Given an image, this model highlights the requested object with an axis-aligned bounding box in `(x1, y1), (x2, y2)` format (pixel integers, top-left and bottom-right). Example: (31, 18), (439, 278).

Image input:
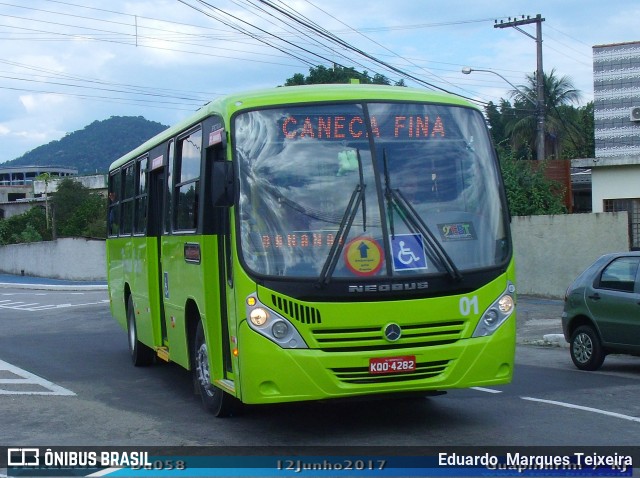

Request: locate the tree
(556, 101), (595, 159)
(506, 69), (582, 160)
(51, 178), (106, 238)
(283, 65), (404, 86)
(499, 148), (567, 215)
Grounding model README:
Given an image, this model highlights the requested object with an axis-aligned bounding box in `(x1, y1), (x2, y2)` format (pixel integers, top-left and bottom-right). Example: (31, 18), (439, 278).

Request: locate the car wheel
(127, 295), (155, 366)
(570, 325), (605, 371)
(193, 321), (238, 417)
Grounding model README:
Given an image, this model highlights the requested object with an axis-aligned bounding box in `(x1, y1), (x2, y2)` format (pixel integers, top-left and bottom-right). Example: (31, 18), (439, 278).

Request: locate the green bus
(107, 84), (516, 417)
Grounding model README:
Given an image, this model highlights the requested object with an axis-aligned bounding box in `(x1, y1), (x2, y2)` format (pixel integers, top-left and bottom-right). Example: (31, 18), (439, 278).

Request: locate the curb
(0, 282), (107, 291)
(519, 333), (568, 348)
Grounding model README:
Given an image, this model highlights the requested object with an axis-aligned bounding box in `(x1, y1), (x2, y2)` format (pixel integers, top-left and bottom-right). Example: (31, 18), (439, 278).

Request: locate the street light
(461, 67), (536, 105)
(462, 66), (544, 161)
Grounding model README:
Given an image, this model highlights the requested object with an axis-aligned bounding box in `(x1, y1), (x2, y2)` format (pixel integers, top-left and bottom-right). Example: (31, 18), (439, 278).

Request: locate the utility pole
(495, 14), (545, 161)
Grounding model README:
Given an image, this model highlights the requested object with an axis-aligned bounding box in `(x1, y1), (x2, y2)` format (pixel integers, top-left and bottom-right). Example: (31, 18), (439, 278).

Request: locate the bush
(499, 149), (567, 216)
(0, 207), (51, 245)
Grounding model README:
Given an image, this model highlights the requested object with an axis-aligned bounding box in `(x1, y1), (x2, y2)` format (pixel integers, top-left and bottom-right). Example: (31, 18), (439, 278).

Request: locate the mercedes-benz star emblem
(384, 323), (402, 342)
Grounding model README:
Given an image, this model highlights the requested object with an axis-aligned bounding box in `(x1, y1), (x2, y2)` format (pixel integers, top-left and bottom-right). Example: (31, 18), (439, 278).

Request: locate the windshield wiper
(382, 149), (462, 282)
(318, 149), (366, 287)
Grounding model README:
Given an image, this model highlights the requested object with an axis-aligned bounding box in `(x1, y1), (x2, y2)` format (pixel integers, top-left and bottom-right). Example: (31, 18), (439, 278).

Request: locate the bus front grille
(330, 360), (450, 384)
(311, 320), (465, 352)
(271, 294), (322, 324)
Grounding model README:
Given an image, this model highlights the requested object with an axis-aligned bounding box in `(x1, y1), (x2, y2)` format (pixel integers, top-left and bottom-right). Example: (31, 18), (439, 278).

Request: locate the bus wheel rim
(196, 343), (214, 397)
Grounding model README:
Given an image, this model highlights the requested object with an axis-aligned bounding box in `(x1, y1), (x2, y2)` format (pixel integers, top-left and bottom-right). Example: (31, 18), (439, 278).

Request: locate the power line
(252, 0), (487, 103)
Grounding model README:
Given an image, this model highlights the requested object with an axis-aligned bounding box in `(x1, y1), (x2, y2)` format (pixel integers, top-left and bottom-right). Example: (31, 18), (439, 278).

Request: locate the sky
(0, 0), (638, 164)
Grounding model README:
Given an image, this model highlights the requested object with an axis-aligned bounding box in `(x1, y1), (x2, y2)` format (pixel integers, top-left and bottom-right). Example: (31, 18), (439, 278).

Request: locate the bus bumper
(236, 315), (515, 404)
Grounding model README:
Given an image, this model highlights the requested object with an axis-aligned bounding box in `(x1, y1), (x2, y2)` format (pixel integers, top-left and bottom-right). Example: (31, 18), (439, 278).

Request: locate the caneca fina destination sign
(280, 114), (446, 140)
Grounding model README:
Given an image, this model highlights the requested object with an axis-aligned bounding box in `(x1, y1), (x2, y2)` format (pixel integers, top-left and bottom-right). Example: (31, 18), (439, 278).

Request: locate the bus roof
(109, 84), (474, 172)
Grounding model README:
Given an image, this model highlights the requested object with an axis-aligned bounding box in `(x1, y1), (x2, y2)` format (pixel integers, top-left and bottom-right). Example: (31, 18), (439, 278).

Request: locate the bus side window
(120, 162), (135, 235)
(134, 156), (148, 234)
(174, 128), (202, 231)
(108, 170), (121, 236)
(164, 140), (174, 234)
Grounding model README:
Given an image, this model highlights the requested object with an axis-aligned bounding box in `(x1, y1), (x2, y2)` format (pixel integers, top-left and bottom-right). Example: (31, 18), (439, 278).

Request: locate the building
(0, 165), (77, 187)
(0, 166), (78, 219)
(573, 41), (640, 250)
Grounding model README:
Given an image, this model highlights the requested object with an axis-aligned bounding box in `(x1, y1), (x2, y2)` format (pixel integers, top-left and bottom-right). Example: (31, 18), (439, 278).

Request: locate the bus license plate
(369, 356), (416, 374)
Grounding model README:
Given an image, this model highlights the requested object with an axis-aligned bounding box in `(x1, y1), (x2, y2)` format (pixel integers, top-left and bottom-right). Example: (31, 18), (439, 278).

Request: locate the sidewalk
(0, 273), (565, 346)
(0, 273), (107, 291)
(516, 295), (567, 347)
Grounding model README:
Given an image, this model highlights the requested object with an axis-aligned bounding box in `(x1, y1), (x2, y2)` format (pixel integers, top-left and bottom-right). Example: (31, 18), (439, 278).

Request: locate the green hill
(3, 116), (168, 174)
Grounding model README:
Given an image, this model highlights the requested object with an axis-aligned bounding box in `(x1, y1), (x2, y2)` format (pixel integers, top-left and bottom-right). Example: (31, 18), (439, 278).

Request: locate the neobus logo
(348, 281), (429, 293)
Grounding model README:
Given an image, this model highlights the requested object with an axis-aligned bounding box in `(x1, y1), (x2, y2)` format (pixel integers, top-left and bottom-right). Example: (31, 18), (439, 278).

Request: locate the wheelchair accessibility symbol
(391, 234), (428, 271)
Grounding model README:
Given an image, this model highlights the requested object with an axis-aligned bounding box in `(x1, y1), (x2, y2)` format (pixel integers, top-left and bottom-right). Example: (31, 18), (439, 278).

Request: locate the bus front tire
(126, 295), (155, 366)
(193, 321), (237, 417)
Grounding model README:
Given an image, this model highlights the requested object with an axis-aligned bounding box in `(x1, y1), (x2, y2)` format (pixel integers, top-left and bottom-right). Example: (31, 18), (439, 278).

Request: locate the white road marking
(0, 359), (75, 396)
(471, 387), (503, 394)
(522, 396), (640, 423)
(11, 303), (39, 309)
(0, 299), (109, 312)
(472, 389), (640, 423)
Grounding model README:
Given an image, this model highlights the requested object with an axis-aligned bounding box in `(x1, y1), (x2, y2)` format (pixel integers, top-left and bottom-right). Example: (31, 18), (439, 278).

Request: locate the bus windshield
(236, 101), (509, 280)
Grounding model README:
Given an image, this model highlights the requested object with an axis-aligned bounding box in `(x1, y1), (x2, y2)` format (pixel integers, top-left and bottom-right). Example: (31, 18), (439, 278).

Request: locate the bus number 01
(459, 296), (478, 316)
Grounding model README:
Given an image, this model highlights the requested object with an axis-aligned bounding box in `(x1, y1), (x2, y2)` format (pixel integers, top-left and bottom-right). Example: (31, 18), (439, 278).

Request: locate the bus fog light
(498, 295), (514, 314)
(249, 308), (268, 326)
(484, 309), (498, 325)
(272, 321), (288, 339)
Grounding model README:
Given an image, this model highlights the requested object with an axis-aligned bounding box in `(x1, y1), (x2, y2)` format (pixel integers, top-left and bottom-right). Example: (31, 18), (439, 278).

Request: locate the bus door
(204, 126), (235, 380)
(147, 152), (169, 349)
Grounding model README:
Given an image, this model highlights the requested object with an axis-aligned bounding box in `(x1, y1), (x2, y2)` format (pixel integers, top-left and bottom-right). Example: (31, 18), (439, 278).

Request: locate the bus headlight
(249, 308), (268, 326)
(245, 294), (308, 349)
(498, 295), (514, 314)
(472, 282), (516, 337)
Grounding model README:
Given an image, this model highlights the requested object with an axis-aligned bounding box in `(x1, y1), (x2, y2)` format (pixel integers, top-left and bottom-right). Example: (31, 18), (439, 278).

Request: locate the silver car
(562, 251), (640, 370)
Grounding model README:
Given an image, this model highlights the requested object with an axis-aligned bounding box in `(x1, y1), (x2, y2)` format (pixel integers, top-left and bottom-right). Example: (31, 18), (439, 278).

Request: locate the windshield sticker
(390, 234), (428, 272)
(438, 222), (476, 241)
(344, 237), (384, 276)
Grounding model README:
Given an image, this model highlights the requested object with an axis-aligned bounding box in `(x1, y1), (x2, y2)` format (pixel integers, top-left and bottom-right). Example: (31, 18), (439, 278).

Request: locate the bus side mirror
(211, 161), (234, 207)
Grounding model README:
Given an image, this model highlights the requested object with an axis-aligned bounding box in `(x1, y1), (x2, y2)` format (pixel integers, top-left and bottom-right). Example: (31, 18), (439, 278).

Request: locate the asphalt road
(0, 287), (639, 449)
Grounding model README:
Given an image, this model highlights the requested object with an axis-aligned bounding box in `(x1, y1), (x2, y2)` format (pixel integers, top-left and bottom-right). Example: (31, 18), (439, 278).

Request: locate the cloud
(19, 93), (67, 114)
(0, 0), (637, 164)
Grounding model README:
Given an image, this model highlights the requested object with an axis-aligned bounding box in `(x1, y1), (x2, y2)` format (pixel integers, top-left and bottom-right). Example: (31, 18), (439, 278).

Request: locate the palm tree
(506, 68), (582, 159)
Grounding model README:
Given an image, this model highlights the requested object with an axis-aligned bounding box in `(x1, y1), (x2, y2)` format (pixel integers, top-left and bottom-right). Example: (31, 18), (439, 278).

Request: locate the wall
(0, 237), (105, 281)
(0, 200), (43, 219)
(591, 165), (640, 212)
(0, 213), (631, 297)
(511, 213), (629, 297)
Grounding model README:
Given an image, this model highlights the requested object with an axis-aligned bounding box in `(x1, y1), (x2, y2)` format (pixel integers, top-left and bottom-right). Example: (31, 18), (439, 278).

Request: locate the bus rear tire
(126, 295), (155, 366)
(193, 321), (237, 417)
